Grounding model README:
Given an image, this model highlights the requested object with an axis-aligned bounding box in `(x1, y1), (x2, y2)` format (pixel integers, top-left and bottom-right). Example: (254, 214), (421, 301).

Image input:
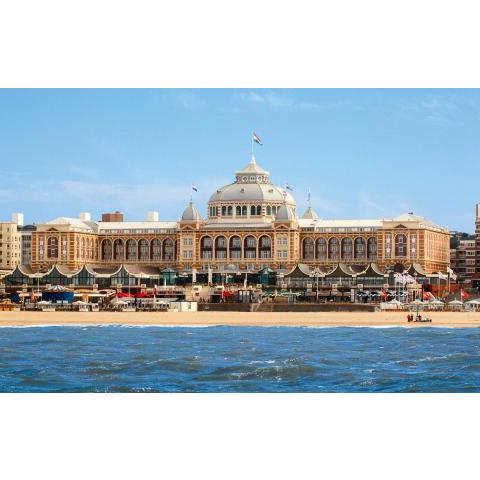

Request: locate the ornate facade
(30, 155), (450, 275)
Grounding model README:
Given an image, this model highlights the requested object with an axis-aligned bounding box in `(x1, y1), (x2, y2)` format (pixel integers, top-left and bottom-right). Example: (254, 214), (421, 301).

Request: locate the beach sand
(1, 310), (480, 327)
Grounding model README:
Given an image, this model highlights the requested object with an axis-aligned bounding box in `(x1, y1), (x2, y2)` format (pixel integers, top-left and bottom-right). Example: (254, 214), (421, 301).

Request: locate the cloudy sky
(0, 89), (479, 231)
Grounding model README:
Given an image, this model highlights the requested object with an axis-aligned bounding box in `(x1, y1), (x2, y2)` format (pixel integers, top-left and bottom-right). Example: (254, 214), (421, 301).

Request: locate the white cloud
(399, 94), (467, 125)
(236, 91), (341, 111)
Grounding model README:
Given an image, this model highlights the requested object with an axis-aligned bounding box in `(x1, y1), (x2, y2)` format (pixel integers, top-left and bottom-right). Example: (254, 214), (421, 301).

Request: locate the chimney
(80, 212), (91, 222)
(147, 211), (159, 222)
(101, 211), (124, 222)
(11, 213), (24, 226)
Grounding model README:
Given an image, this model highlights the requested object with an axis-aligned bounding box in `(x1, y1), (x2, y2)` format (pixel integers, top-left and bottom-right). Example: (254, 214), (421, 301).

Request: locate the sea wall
(198, 303), (376, 312)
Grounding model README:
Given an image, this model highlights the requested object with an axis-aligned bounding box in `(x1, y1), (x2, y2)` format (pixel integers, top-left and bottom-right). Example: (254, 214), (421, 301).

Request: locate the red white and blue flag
(191, 183), (198, 192)
(253, 132), (263, 145)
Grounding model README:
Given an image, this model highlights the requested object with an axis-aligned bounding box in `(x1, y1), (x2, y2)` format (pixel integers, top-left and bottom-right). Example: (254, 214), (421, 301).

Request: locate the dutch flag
(253, 132), (263, 146)
(192, 183), (198, 192)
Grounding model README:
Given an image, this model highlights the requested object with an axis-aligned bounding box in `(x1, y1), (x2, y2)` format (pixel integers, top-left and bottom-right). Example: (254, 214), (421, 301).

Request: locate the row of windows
(101, 238), (176, 261)
(302, 237), (377, 260)
(209, 205), (280, 217)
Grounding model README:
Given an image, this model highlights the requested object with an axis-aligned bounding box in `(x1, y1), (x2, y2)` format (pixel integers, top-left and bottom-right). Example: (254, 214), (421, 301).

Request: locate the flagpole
(251, 132), (254, 159)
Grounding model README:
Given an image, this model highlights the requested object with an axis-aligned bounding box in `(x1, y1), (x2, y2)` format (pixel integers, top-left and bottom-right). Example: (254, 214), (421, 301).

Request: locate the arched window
(395, 234), (407, 257)
(341, 238), (353, 260)
(200, 236), (213, 260)
(222, 206), (226, 216)
(87, 238), (93, 259)
(47, 237), (58, 258)
(250, 205), (256, 216)
(266, 205), (272, 215)
(272, 206), (277, 215)
(215, 236), (227, 259)
(163, 238), (175, 261)
(316, 238), (327, 260)
(242, 205), (247, 216)
(302, 238), (315, 260)
(151, 239), (161, 261)
(328, 238), (340, 260)
(113, 239), (124, 261)
(259, 235), (271, 259)
(367, 237), (377, 260)
(227, 206), (232, 216)
(138, 239), (149, 261)
(81, 237), (86, 259)
(236, 206), (242, 216)
(125, 239), (137, 261)
(354, 237), (366, 259)
(101, 239), (112, 261)
(229, 236), (242, 260)
(256, 205), (262, 216)
(244, 236), (256, 259)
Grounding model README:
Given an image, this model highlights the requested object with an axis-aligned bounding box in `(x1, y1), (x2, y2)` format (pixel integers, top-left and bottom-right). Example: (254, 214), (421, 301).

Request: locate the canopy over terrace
(3, 264), (166, 289)
(355, 263), (387, 287)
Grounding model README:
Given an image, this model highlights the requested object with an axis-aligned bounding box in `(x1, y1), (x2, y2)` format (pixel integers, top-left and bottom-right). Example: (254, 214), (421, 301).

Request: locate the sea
(0, 325), (479, 392)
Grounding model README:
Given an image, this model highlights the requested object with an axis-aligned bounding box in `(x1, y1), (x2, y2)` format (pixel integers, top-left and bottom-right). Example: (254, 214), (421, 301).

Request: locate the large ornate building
(29, 155), (450, 275)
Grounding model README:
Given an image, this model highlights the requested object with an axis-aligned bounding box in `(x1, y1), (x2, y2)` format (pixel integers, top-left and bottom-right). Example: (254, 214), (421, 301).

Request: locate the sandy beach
(1, 310), (480, 327)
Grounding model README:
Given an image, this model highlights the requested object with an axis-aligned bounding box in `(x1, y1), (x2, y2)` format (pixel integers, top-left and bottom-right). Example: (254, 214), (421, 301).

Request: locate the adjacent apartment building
(0, 213), (36, 271)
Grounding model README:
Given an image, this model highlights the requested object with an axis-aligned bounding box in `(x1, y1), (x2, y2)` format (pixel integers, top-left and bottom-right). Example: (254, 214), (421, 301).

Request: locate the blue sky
(0, 89), (479, 231)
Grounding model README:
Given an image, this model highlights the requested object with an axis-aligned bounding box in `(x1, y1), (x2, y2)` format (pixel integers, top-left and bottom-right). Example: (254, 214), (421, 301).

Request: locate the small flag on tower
(253, 132), (263, 145)
(285, 183), (293, 191)
(191, 183), (198, 192)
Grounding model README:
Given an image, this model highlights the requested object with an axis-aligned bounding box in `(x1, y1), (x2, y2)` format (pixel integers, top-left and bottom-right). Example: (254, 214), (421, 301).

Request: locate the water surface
(0, 325), (479, 392)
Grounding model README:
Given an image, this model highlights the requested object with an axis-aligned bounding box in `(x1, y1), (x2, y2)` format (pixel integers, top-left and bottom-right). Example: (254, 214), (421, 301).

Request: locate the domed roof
(276, 203), (296, 221)
(209, 155), (296, 205)
(302, 206), (319, 220)
(181, 201), (201, 221)
(209, 182), (295, 203)
(235, 155), (270, 175)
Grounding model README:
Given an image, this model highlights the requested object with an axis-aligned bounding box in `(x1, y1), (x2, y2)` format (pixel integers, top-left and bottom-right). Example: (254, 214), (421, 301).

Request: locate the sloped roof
(124, 265), (162, 276)
(356, 263), (385, 278)
(284, 263), (312, 278)
(46, 217), (97, 232)
(406, 263), (427, 277)
(298, 218), (382, 228)
(55, 264), (79, 277)
(97, 221), (177, 231)
(324, 263), (356, 278)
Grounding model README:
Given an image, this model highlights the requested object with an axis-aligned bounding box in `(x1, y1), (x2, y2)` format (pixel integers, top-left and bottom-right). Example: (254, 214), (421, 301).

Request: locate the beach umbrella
(448, 300), (463, 305)
(410, 299), (423, 305)
(388, 299), (402, 305)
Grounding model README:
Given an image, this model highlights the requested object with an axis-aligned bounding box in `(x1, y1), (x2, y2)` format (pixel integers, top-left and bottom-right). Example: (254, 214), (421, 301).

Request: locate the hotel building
(25, 155), (450, 278)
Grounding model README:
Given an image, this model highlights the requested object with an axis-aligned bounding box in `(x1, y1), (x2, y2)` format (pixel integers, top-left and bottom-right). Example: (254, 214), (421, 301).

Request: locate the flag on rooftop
(191, 184), (198, 192)
(285, 183), (293, 191)
(253, 132), (263, 145)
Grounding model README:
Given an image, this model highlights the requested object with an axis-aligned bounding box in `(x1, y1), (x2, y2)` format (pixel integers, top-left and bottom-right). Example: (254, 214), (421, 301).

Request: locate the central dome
(207, 155), (296, 220)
